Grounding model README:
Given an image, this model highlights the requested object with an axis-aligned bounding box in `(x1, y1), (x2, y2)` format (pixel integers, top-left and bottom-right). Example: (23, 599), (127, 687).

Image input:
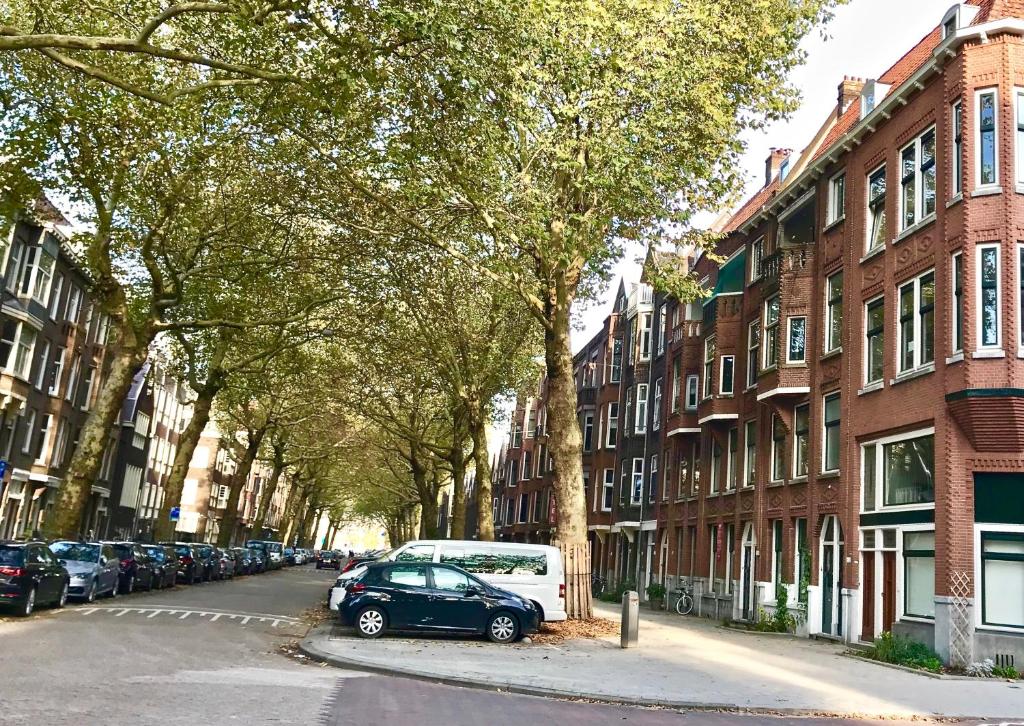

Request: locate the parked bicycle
(671, 584), (693, 615)
(591, 574), (608, 598)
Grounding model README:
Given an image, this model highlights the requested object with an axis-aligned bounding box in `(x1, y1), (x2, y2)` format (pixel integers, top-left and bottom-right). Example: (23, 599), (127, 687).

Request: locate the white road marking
(115, 609), (131, 616)
(65, 606), (301, 625)
(240, 616), (251, 625)
(147, 610), (162, 618)
(210, 613), (221, 622)
(179, 612), (190, 620)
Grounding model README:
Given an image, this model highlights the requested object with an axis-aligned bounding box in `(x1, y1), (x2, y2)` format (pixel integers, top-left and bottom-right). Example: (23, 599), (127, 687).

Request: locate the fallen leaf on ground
(529, 618), (619, 644)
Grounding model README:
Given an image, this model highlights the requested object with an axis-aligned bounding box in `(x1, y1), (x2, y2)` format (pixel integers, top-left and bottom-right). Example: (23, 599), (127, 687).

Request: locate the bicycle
(671, 584), (694, 615)
(591, 574), (608, 598)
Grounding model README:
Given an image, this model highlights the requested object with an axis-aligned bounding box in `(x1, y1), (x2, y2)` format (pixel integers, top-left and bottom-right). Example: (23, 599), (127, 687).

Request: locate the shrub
(645, 582), (666, 602)
(864, 632), (943, 673)
(992, 665), (1021, 680)
(598, 579), (637, 603)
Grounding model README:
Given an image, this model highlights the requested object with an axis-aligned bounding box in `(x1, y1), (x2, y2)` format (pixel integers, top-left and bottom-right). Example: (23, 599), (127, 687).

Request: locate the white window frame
(786, 316), (806, 364)
(866, 164), (887, 252)
(896, 269), (936, 374)
(639, 312), (653, 361)
(652, 378), (662, 431)
(685, 375), (699, 410)
(746, 320), (760, 388)
(670, 358), (680, 413)
(859, 427), (936, 513)
(825, 272), (843, 353)
(34, 413), (52, 465)
(827, 170), (846, 224)
(743, 420), (756, 488)
(976, 243), (1002, 352)
(21, 410), (35, 454)
(792, 403), (809, 479)
(631, 458), (644, 505)
(601, 469), (614, 512)
(750, 237), (764, 282)
(657, 304), (667, 356)
(48, 274), (63, 319)
(725, 427), (738, 491)
(635, 383), (648, 434)
(1015, 88), (1024, 190)
(864, 295), (886, 385)
(763, 297), (780, 368)
(952, 100), (963, 197)
(582, 411), (594, 451)
(605, 402), (618, 448)
(898, 126), (937, 231)
(47, 346), (65, 396)
(952, 252), (964, 355)
(770, 414), (785, 483)
(973, 523), (1024, 633)
(703, 336), (716, 398)
(719, 355), (734, 395)
(649, 454), (658, 502)
(975, 88), (999, 191)
(821, 392), (841, 473)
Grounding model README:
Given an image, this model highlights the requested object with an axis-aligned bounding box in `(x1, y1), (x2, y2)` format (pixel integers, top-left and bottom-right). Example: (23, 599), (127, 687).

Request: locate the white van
(329, 540), (566, 622)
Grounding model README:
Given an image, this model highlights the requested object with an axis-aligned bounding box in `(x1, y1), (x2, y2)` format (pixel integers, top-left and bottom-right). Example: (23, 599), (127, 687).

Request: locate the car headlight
(73, 572), (91, 580)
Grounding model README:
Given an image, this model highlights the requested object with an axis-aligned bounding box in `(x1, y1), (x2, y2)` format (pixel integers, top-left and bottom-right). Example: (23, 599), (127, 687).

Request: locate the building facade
(497, 0), (1024, 665)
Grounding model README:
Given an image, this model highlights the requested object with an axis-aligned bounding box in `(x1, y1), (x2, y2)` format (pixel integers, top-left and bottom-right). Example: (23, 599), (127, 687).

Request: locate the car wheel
(85, 580), (97, 603)
(486, 612), (519, 644)
(18, 587), (35, 617)
(355, 606), (387, 639)
(56, 582), (68, 608)
(109, 579), (119, 598)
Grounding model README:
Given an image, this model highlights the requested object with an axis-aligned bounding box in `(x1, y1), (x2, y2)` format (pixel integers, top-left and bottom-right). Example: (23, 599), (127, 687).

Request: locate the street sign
(169, 507), (180, 522)
(0, 460), (7, 479)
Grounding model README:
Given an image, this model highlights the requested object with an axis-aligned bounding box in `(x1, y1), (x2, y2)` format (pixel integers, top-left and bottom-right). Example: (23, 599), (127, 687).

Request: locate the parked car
(338, 551), (378, 574)
(0, 541), (69, 616)
(316, 550), (340, 570)
(293, 548), (307, 565)
(50, 540), (120, 602)
(245, 540), (283, 570)
(212, 548), (234, 580)
(228, 547), (251, 575)
(283, 547), (296, 566)
(103, 541), (156, 593)
(245, 544), (267, 573)
(332, 540), (566, 622)
(192, 544), (219, 581)
(142, 545), (178, 589)
(338, 562), (538, 644)
(162, 542), (202, 584)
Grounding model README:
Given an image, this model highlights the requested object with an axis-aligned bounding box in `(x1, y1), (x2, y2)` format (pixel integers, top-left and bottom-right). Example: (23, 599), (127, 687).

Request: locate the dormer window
(941, 3), (980, 40)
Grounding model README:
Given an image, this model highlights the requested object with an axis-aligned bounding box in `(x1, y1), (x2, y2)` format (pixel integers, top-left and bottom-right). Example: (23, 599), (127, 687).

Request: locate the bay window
(897, 270), (935, 373)
(703, 336), (715, 398)
(981, 532), (1024, 628)
(976, 89), (998, 189)
(764, 297), (780, 368)
(977, 244), (1001, 349)
(903, 530), (935, 619)
(0, 320), (36, 379)
(747, 321), (760, 387)
(786, 317), (806, 363)
(861, 431), (935, 510)
(899, 128), (936, 230)
(720, 355), (734, 395)
(685, 375), (698, 410)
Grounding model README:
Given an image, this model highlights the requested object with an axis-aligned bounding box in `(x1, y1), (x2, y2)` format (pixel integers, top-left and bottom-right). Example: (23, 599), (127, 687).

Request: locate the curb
(297, 624), (999, 720)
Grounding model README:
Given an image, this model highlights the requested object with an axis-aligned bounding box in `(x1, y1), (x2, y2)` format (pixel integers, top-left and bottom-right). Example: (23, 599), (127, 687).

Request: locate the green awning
(711, 250), (746, 297)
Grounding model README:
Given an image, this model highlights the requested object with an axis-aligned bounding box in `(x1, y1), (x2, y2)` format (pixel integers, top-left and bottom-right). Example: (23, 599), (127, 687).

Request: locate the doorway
(820, 515), (844, 637)
(740, 522), (756, 620)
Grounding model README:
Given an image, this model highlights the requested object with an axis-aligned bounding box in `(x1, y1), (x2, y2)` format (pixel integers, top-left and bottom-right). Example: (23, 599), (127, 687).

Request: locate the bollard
(620, 590), (639, 648)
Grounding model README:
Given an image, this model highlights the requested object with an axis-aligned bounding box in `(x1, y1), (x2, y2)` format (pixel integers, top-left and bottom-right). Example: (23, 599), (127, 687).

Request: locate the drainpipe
(634, 307), (654, 596)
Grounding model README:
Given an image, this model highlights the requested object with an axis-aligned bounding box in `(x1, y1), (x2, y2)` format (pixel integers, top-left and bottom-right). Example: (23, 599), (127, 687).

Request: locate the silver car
(50, 541), (120, 602)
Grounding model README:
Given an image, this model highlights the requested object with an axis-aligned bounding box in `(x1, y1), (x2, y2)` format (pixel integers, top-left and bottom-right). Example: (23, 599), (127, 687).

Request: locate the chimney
(837, 76), (865, 115)
(765, 148), (792, 186)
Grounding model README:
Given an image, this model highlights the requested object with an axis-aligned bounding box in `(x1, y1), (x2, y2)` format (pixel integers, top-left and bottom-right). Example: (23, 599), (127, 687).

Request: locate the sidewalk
(300, 602), (1024, 718)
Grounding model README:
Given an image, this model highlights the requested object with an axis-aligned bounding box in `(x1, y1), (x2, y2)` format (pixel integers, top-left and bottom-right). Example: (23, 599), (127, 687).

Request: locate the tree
(310, 0), (842, 616)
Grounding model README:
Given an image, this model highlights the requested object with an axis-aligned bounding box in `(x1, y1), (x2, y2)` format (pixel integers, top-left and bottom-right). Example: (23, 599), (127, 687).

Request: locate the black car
(246, 545), (267, 573)
(228, 547), (251, 575)
(338, 562), (539, 644)
(162, 542), (202, 584)
(0, 541), (69, 616)
(316, 550), (340, 570)
(283, 547), (296, 566)
(103, 541), (156, 593)
(142, 545), (178, 589)
(211, 547), (234, 580)
(193, 544), (218, 581)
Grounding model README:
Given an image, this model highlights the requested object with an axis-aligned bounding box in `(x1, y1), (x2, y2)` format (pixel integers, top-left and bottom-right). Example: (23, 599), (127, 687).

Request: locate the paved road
(0, 565), (1001, 726)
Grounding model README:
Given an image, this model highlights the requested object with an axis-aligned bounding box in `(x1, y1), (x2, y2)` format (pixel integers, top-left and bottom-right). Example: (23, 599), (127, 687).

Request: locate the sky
(570, 0), (945, 353)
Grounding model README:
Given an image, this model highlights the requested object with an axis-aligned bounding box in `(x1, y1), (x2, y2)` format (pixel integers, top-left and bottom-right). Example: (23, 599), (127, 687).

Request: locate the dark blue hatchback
(338, 562), (539, 644)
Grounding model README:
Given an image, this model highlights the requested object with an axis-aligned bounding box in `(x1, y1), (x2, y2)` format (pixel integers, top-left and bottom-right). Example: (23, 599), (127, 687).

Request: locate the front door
(882, 551), (896, 633)
(861, 551), (875, 641)
(428, 566), (486, 630)
(380, 564), (433, 628)
(819, 516), (844, 637)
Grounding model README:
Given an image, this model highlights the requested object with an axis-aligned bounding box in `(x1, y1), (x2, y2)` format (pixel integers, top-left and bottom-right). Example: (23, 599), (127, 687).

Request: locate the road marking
(115, 609), (131, 616)
(147, 610), (162, 618)
(241, 616), (251, 625)
(210, 613), (221, 622)
(179, 612), (190, 620)
(63, 606), (301, 625)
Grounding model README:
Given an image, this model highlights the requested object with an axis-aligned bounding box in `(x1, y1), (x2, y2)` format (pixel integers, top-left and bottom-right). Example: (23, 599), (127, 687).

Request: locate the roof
(720, 177), (780, 233)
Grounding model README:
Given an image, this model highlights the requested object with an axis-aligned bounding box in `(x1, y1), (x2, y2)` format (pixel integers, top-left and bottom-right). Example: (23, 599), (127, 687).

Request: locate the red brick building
(495, 1), (1024, 665)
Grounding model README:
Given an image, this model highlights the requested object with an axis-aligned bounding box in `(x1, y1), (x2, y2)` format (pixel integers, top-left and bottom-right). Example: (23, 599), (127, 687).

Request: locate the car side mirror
(464, 585), (481, 597)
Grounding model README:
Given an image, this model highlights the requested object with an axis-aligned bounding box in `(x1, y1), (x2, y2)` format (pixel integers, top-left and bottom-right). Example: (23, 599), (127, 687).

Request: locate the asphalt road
(0, 565), (997, 726)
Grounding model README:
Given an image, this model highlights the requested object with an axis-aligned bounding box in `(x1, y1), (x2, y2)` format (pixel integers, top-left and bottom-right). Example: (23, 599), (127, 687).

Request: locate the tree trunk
(543, 291), (592, 618)
(468, 406), (494, 541)
(410, 446), (439, 539)
(302, 507), (322, 548)
(44, 344), (148, 539)
(448, 442), (467, 540)
(217, 426), (266, 547)
(251, 443), (285, 537)
(153, 382), (221, 541)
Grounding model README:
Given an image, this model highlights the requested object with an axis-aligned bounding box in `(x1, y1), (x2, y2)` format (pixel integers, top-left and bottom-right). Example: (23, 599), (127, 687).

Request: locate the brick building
(497, 0), (1024, 665)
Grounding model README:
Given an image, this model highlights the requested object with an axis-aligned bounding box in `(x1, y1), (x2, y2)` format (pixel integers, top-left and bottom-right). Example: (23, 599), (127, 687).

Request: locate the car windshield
(174, 545), (191, 557)
(112, 544), (132, 559)
(265, 542), (282, 553)
(50, 542), (99, 562)
(0, 546), (24, 566)
(143, 547), (164, 562)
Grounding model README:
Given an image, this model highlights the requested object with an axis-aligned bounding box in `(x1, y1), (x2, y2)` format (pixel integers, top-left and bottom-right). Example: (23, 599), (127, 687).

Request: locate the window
(795, 518), (809, 604)
(33, 413), (52, 464)
(710, 442), (721, 494)
(657, 304), (667, 356)
(610, 339), (622, 383)
(750, 237), (764, 281)
(719, 356), (734, 395)
(635, 383), (648, 434)
(521, 451), (531, 481)
(742, 323), (760, 390)
(605, 403), (618, 447)
(649, 455), (658, 502)
(708, 524), (719, 593)
(864, 297), (885, 384)
(744, 420), (756, 487)
(671, 358), (681, 413)
(1017, 90), (1024, 187)
(771, 520), (784, 591)
(952, 252), (963, 354)
(652, 378), (662, 430)
(134, 412), (150, 449)
(602, 469), (614, 511)
(80, 365), (97, 411)
(48, 274), (64, 319)
(385, 564), (429, 588)
(822, 393), (840, 472)
(899, 128), (936, 230)
(639, 312), (653, 360)
(903, 530), (935, 618)
(631, 458), (643, 504)
(65, 285), (82, 324)
(980, 532), (1024, 628)
(861, 431), (934, 510)
(703, 337), (715, 398)
(1, 320), (36, 380)
(32, 341), (49, 390)
(582, 412), (594, 451)
(518, 493), (528, 523)
(897, 270), (935, 373)
(677, 447), (691, 498)
(793, 404), (809, 478)
(31, 250), (54, 305)
(786, 317), (806, 363)
(620, 460), (628, 503)
(685, 375), (699, 410)
(763, 298), (780, 368)
(3, 238), (24, 293)
(952, 101), (963, 196)
(691, 440), (701, 495)
(867, 165), (887, 251)
(827, 172), (845, 224)
(21, 410), (35, 454)
(625, 388), (632, 435)
(726, 427), (738, 491)
(976, 89), (998, 188)
(771, 414), (785, 482)
(825, 272), (843, 352)
(978, 244), (1001, 349)
(432, 567), (471, 594)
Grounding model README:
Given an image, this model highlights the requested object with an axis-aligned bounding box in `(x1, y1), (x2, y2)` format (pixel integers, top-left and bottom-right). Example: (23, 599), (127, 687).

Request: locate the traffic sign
(0, 460), (7, 479)
(170, 506), (180, 522)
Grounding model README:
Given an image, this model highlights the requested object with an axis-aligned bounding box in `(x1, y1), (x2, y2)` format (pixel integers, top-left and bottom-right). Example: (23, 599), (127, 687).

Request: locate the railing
(760, 250), (781, 284)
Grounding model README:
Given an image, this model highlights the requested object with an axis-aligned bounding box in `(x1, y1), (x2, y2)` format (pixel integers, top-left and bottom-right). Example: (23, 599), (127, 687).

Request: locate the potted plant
(645, 582), (666, 609)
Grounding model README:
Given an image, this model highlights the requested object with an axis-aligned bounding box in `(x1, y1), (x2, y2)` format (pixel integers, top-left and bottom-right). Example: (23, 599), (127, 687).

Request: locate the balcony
(577, 385), (597, 407)
(760, 250), (781, 285)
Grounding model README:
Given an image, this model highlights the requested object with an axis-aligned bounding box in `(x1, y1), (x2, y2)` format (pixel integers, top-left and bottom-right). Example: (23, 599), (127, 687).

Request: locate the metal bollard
(620, 590), (639, 648)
